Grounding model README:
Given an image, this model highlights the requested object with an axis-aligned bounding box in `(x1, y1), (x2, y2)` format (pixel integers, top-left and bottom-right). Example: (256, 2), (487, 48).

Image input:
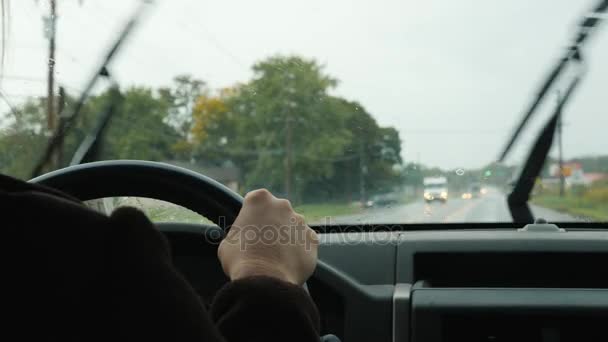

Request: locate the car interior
(30, 158), (608, 342)
(3, 1), (608, 341)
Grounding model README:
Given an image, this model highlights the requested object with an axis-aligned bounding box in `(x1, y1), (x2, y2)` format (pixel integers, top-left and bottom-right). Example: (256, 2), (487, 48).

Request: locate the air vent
(414, 252), (608, 288)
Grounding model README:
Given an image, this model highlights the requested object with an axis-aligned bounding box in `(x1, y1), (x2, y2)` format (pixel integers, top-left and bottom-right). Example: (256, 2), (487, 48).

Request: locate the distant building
(585, 172), (608, 184)
(164, 160), (241, 192)
(546, 162), (606, 186)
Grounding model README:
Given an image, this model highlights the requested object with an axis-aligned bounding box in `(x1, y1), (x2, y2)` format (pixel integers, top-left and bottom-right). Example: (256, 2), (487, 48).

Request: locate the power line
(402, 129), (504, 135)
(0, 74), (84, 94)
(178, 4), (245, 68)
(1, 75), (45, 82)
(0, 88), (21, 119)
(0, 93), (40, 98)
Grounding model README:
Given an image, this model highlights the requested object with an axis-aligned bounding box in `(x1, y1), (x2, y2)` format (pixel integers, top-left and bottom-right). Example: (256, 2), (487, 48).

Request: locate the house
(545, 162), (606, 186)
(585, 172), (608, 184)
(164, 160), (241, 192)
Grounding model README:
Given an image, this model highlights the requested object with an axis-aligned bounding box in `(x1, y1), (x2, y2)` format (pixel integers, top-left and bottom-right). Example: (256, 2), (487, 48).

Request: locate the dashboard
(159, 222), (608, 342)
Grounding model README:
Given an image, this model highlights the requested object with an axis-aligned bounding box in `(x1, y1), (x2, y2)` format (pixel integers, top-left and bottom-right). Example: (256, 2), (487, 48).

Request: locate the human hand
(217, 189), (319, 285)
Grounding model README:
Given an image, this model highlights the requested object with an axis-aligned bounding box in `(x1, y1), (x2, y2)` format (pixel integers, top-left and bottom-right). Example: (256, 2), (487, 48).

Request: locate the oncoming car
(423, 176), (448, 203)
(365, 192), (400, 208)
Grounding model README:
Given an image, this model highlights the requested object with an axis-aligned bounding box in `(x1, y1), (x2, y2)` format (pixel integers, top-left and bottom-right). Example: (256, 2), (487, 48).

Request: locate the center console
(393, 228), (608, 342)
(411, 286), (608, 341)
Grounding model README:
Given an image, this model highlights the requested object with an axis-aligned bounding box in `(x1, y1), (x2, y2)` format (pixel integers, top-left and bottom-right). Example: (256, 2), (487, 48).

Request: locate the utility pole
(283, 77), (296, 200)
(44, 0), (58, 167)
(285, 115), (293, 200)
(557, 91), (565, 197)
(56, 86), (66, 164)
(46, 0), (56, 131)
(359, 138), (367, 204)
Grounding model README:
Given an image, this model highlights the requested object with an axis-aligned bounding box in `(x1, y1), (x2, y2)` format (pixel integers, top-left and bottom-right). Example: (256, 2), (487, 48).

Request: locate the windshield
(1, 0), (606, 225)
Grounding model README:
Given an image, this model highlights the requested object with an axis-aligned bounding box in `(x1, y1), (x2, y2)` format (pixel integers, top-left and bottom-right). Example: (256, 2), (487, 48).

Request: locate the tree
(297, 97), (404, 202)
(0, 98), (49, 178)
(191, 55), (352, 202)
(2, 57), (406, 205)
(186, 56), (405, 203)
(1, 85), (182, 179)
(247, 56), (356, 202)
(191, 89), (232, 144)
(190, 87), (240, 165)
(403, 163), (424, 189)
(157, 75), (207, 160)
(97, 86), (179, 161)
(158, 75), (206, 139)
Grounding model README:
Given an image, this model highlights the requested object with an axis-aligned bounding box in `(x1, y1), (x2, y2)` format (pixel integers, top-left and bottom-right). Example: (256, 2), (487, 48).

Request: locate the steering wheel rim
(29, 160), (243, 229)
(30, 160), (314, 295)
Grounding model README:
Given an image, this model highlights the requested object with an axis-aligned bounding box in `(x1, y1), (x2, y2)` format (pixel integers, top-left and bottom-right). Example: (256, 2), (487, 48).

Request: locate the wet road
(319, 188), (580, 225)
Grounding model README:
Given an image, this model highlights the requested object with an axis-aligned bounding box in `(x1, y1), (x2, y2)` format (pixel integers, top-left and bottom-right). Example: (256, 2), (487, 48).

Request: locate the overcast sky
(1, 0), (607, 170)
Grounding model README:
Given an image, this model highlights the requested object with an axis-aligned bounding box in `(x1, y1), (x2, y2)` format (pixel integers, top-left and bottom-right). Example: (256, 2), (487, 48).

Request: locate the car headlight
(440, 192), (448, 198)
(424, 192), (432, 199)
(366, 200), (374, 207)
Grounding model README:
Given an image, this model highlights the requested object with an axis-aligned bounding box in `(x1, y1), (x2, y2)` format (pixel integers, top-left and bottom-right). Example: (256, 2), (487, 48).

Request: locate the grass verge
(145, 205), (212, 223)
(295, 203), (362, 223)
(532, 195), (608, 221)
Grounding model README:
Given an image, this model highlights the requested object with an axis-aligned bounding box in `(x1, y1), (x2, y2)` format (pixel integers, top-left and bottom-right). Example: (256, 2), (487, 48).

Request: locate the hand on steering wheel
(30, 160), (318, 285)
(218, 189), (319, 285)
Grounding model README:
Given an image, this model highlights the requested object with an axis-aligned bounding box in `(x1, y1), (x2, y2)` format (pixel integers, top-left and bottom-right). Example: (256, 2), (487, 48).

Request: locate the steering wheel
(29, 160), (244, 229)
(29, 160), (312, 292)
(29, 158), (321, 333)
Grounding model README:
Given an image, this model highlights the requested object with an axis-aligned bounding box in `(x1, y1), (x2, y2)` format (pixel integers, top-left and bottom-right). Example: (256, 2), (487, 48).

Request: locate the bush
(584, 187), (608, 202)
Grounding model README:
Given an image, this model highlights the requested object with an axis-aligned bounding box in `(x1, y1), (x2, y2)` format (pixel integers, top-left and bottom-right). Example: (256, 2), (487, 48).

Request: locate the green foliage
(402, 163), (424, 188)
(532, 179), (608, 222)
(1, 55), (405, 205)
(295, 203), (361, 223)
(532, 193), (608, 221)
(98, 86), (179, 161)
(159, 74), (206, 139)
(238, 56), (350, 199)
(584, 180), (608, 202)
(0, 86), (179, 178)
(190, 55), (404, 203)
(0, 98), (49, 178)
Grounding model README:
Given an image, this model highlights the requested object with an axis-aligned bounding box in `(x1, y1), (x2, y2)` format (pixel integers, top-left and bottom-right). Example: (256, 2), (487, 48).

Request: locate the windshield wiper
(508, 56), (585, 222)
(69, 81), (122, 166)
(31, 1), (154, 178)
(498, 0), (608, 162)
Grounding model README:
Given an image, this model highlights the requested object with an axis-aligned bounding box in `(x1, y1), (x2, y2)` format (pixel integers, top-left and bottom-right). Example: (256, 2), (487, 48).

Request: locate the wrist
(229, 260), (295, 284)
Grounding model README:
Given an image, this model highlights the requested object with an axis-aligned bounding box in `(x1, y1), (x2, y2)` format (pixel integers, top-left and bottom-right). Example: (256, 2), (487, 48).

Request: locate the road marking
(442, 200), (481, 223)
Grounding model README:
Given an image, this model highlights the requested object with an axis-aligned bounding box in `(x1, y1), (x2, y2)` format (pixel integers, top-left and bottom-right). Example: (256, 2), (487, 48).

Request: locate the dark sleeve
(1, 175), (321, 342)
(210, 276), (321, 342)
(109, 207), (320, 342)
(105, 206), (227, 342)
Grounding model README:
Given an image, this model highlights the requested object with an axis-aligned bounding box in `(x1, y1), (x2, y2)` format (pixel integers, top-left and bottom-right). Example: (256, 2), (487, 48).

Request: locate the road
(318, 188), (580, 225)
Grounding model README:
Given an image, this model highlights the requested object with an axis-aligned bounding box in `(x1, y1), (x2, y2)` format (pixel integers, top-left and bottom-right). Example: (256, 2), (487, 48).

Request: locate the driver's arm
(106, 188), (320, 342)
(211, 189), (321, 341)
(2, 175), (320, 342)
(210, 276), (320, 342)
